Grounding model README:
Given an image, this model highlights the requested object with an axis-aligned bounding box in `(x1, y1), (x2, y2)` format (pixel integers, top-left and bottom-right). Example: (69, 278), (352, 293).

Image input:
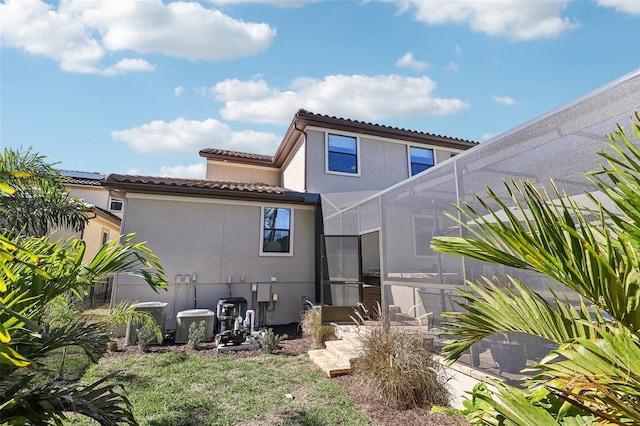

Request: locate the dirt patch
(108, 323), (467, 425)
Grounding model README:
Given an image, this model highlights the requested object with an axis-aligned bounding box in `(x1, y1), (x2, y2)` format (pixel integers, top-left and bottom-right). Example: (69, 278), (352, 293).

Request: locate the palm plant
(0, 151), (168, 424)
(431, 112), (640, 425)
(0, 147), (90, 238)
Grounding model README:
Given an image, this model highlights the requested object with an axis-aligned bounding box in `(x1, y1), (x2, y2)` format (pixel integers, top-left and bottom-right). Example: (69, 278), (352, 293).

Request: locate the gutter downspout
(294, 120), (322, 303)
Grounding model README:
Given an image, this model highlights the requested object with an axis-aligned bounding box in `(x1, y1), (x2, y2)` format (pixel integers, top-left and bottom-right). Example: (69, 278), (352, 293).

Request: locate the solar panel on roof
(59, 170), (106, 180)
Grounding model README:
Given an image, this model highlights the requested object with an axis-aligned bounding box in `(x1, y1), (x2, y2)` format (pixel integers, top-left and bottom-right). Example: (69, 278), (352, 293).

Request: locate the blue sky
(1, 0), (639, 179)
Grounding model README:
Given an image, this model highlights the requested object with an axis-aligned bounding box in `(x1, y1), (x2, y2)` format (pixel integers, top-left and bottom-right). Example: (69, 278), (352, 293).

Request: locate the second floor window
(409, 146), (434, 176)
(261, 207), (292, 254)
(109, 197), (123, 211)
(327, 134), (359, 174)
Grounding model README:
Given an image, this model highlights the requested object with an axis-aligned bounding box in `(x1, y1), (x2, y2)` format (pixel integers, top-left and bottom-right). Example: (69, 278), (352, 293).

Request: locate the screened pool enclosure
(319, 69), (640, 373)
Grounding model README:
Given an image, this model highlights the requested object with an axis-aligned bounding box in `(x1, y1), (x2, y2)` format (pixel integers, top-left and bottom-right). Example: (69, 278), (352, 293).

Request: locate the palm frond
(440, 277), (600, 362)
(0, 372), (137, 425)
(535, 326), (640, 424)
(105, 300), (163, 343)
(432, 178), (640, 332)
(82, 233), (168, 293)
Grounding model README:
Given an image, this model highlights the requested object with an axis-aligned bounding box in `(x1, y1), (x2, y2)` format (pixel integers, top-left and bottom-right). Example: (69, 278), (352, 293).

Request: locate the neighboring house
(58, 171), (122, 261)
(56, 171), (122, 307)
(104, 109), (477, 329)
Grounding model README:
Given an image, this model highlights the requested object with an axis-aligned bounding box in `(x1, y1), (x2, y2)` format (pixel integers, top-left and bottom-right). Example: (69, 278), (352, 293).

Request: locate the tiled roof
(92, 205), (121, 225)
(60, 170), (106, 186)
(200, 109), (479, 167)
(294, 109), (478, 146)
(101, 174), (312, 204)
(198, 149), (273, 164)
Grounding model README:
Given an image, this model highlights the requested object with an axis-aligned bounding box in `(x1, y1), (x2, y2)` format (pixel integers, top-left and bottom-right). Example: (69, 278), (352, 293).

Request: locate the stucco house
(103, 109), (477, 330)
(60, 171), (123, 259)
(57, 171), (123, 306)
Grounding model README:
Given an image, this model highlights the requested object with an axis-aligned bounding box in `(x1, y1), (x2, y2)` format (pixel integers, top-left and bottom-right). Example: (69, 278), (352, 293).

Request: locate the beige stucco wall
(281, 139), (306, 192)
(112, 193), (316, 329)
(304, 127), (463, 194)
(81, 215), (120, 262)
(205, 161), (280, 185)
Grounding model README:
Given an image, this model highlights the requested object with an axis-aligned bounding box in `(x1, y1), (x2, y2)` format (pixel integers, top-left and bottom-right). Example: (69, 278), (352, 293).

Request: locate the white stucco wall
(112, 193), (316, 329)
(67, 185), (110, 208)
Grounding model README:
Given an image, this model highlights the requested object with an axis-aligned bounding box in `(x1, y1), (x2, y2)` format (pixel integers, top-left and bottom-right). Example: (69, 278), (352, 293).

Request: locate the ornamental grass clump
(352, 307), (450, 409)
(300, 307), (335, 348)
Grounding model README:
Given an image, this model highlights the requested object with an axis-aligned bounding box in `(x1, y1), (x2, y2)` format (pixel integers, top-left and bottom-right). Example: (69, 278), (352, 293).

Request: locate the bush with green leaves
(259, 328), (287, 353)
(0, 148), (168, 425)
(431, 112), (640, 423)
(352, 308), (450, 409)
(137, 323), (159, 352)
(188, 320), (206, 349)
(300, 307), (335, 348)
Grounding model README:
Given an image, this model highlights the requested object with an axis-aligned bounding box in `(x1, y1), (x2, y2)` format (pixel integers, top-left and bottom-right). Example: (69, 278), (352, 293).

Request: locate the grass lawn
(64, 350), (371, 426)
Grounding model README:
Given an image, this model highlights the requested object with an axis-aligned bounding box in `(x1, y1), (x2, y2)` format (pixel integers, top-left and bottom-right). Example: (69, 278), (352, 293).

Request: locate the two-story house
(57, 171), (123, 307)
(103, 109), (477, 330)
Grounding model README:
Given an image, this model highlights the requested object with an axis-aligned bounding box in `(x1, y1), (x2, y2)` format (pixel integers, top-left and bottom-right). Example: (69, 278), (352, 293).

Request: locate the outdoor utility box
(215, 297), (248, 333)
(124, 301), (168, 346)
(257, 283), (271, 302)
(175, 309), (215, 344)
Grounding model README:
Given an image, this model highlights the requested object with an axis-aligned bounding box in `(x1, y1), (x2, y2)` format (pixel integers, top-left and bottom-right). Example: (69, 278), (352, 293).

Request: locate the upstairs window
(409, 146), (435, 176)
(327, 133), (359, 175)
(109, 197), (123, 212)
(261, 207), (292, 255)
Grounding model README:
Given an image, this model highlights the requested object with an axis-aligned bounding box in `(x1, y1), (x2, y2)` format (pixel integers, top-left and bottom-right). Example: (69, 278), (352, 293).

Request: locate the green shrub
(300, 307), (335, 348)
(353, 311), (450, 409)
(137, 323), (157, 352)
(188, 320), (206, 350)
(259, 328), (287, 353)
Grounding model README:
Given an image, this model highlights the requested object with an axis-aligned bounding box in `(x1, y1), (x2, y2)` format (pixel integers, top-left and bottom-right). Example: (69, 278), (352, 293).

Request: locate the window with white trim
(261, 207), (292, 255)
(109, 197), (123, 212)
(409, 146), (435, 176)
(327, 133), (359, 175)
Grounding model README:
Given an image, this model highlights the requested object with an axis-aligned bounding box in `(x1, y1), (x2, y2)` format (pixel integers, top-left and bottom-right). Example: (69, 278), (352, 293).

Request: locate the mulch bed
(109, 323), (468, 426)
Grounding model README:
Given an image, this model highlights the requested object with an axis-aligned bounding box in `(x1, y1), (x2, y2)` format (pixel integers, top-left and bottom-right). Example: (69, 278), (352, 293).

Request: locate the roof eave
(101, 181), (311, 204)
(198, 150), (276, 168)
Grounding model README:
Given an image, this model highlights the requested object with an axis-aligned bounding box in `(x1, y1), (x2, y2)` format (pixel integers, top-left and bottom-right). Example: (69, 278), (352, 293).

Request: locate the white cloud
(125, 168), (144, 176)
(454, 44), (462, 55)
(388, 0), (579, 41)
(102, 58), (156, 76)
(213, 79), (276, 101)
(158, 163), (207, 179)
(481, 132), (500, 141)
(208, 74), (470, 125)
(395, 52), (429, 72)
(77, 0), (276, 61)
(446, 61), (459, 71)
(492, 95), (518, 106)
(111, 117), (281, 155)
(0, 0), (276, 74)
(174, 86), (185, 97)
(209, 0), (320, 7)
(596, 0), (640, 15)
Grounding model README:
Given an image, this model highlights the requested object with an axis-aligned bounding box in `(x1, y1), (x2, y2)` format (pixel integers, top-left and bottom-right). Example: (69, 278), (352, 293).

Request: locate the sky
(1, 0), (639, 179)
